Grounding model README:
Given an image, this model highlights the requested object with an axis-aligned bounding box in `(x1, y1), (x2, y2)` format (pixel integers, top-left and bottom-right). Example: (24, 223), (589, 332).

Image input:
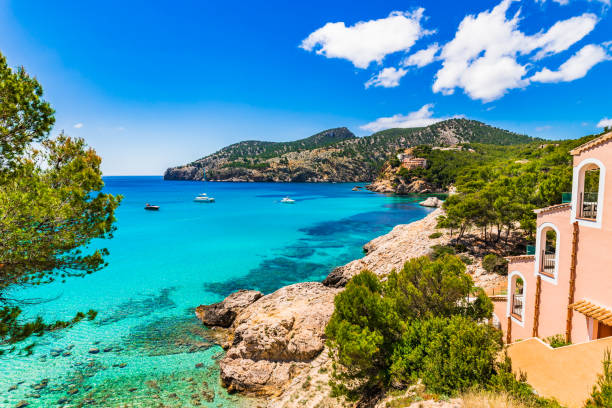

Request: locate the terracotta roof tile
(506, 255), (535, 262)
(534, 203), (571, 214)
(570, 131), (612, 155)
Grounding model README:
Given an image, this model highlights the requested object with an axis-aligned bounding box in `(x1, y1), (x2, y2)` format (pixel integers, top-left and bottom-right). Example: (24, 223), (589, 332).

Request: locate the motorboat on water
(280, 197), (295, 204)
(194, 193), (215, 203)
(144, 203), (160, 211)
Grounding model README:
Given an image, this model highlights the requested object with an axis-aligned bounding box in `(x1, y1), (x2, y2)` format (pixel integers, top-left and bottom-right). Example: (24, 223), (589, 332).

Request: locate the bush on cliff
(483, 253), (509, 275)
(390, 315), (502, 395)
(585, 349), (612, 408)
(325, 255), (495, 399)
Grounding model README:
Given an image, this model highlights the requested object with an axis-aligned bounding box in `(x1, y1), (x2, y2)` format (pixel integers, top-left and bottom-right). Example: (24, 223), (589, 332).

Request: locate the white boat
(280, 197), (295, 204)
(194, 193), (215, 203)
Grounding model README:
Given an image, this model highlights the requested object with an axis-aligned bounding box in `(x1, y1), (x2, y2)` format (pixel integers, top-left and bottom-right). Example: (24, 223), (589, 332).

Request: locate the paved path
(508, 336), (612, 407)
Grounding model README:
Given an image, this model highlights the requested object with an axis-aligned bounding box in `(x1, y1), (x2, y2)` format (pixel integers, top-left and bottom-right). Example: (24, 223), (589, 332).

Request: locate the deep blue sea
(1, 177), (432, 407)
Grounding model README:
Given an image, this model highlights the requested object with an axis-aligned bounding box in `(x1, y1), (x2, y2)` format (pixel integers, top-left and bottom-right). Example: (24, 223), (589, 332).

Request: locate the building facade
(494, 131), (612, 344)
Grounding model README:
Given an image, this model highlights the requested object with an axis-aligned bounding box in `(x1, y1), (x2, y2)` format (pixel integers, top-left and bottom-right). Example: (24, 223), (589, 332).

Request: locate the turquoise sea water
(1, 177), (432, 407)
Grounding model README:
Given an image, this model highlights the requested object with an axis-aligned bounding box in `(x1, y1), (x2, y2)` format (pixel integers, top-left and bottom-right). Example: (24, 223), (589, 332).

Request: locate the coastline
(197, 203), (506, 407)
(196, 207), (470, 407)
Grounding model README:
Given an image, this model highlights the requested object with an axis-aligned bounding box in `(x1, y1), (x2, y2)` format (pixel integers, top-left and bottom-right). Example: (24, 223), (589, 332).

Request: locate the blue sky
(1, 0), (611, 175)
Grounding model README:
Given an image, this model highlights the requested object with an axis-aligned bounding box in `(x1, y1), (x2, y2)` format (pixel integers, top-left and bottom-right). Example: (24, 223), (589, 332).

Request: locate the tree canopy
(0, 52), (121, 351)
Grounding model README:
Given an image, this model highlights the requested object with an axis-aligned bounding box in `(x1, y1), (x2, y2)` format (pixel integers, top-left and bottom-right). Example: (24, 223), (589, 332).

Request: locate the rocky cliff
(194, 209), (505, 406)
(366, 160), (440, 194)
(165, 119), (534, 182)
(197, 282), (339, 396)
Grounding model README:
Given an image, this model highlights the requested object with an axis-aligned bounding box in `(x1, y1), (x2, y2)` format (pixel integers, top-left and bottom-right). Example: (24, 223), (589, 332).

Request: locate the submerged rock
(219, 282), (339, 396)
(195, 290), (263, 328)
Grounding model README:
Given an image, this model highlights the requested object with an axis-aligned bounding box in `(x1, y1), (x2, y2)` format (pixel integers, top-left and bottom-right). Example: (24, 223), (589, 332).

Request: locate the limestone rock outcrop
(419, 196), (443, 208)
(324, 209), (446, 287)
(195, 289), (263, 328)
(202, 282), (339, 396)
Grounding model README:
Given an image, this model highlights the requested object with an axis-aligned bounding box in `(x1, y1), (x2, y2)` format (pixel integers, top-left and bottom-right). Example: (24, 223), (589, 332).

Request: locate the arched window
(578, 164), (600, 220)
(510, 275), (525, 321)
(539, 227), (557, 278)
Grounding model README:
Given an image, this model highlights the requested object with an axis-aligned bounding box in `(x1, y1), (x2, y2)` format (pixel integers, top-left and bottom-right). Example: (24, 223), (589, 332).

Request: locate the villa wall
(497, 135), (612, 345)
(533, 207), (573, 340)
(504, 257), (535, 341)
(570, 139), (612, 341)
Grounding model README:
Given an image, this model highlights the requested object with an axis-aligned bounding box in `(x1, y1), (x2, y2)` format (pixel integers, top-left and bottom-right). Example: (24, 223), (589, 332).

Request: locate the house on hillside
(396, 149), (427, 170)
(493, 131), (612, 344)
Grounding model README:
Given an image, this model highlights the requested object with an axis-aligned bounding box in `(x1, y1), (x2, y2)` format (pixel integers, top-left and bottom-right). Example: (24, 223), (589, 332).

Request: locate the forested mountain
(164, 119), (537, 182)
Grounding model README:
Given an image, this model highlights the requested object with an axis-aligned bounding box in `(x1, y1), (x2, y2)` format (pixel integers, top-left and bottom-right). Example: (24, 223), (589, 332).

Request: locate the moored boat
(194, 193), (215, 203)
(280, 197), (295, 204)
(144, 203), (160, 211)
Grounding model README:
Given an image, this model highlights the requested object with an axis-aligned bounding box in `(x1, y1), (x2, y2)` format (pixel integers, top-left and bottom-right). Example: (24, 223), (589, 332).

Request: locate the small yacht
(280, 197), (295, 204)
(144, 203), (160, 211)
(194, 193), (215, 203)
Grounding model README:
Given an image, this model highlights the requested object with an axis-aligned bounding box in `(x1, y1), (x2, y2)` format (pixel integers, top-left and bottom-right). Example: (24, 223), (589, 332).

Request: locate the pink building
(494, 131), (612, 344)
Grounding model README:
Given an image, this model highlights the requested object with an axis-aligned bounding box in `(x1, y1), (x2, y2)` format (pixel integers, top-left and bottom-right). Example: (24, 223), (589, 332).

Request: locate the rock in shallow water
(218, 282), (339, 396)
(419, 196), (443, 208)
(195, 290), (263, 328)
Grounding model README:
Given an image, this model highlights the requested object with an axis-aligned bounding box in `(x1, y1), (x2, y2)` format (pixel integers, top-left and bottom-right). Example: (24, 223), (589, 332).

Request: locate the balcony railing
(540, 251), (556, 277)
(512, 294), (524, 319)
(579, 192), (598, 220)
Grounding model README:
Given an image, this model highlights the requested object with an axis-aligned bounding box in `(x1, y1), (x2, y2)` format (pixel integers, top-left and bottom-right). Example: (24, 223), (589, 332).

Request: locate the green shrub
(390, 315), (502, 395)
(585, 349), (612, 407)
(454, 243), (467, 253)
(544, 334), (571, 348)
(385, 255), (492, 321)
(429, 244), (455, 260)
(482, 253), (509, 275)
(459, 255), (473, 265)
(325, 255), (494, 399)
(428, 232), (443, 239)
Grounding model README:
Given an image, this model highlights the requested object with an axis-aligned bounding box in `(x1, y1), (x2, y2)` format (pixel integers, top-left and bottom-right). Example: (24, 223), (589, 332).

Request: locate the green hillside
(165, 119), (540, 182)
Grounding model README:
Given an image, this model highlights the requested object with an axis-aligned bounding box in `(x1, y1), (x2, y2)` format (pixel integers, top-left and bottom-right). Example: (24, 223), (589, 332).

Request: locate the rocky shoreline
(195, 208), (503, 407)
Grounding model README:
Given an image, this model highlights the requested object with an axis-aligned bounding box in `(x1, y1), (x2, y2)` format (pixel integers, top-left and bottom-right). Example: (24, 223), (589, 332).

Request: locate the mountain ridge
(164, 119), (537, 183)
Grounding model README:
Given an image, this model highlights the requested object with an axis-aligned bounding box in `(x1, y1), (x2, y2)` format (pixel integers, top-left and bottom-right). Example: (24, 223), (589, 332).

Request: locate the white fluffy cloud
(365, 67), (407, 88)
(597, 118), (612, 128)
(300, 9), (433, 69)
(432, 0), (599, 101)
(531, 44), (610, 82)
(360, 104), (457, 132)
(542, 0), (610, 6)
(403, 43), (440, 67)
(73, 123), (83, 129)
(533, 14), (599, 59)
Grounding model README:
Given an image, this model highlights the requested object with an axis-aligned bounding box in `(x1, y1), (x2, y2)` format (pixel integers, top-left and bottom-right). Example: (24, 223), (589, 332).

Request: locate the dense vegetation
(325, 255), (562, 407)
(191, 127), (356, 164)
(370, 120), (533, 146)
(0, 52), (120, 352)
(166, 119), (537, 182)
(436, 136), (600, 247)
